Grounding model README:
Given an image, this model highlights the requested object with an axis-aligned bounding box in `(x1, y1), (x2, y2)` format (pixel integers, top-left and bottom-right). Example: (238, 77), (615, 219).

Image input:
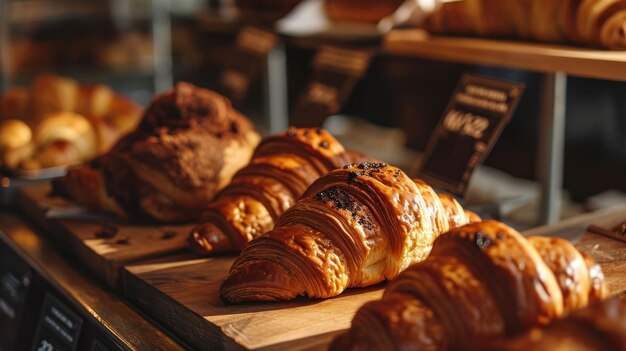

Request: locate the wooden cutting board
(122, 255), (384, 351)
(122, 205), (626, 351)
(576, 230), (626, 296)
(18, 183), (193, 289)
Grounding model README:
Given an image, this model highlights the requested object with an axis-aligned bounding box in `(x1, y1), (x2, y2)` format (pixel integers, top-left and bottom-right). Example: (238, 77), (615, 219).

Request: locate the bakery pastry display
(423, 0), (626, 49)
(53, 82), (261, 223)
(486, 296), (626, 351)
(0, 74), (142, 173)
(188, 127), (364, 255)
(331, 220), (606, 351)
(220, 162), (479, 303)
(325, 0), (405, 24)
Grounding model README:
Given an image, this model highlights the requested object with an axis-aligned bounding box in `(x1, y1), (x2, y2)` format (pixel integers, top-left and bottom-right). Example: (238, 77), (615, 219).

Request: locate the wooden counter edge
(0, 211), (187, 351)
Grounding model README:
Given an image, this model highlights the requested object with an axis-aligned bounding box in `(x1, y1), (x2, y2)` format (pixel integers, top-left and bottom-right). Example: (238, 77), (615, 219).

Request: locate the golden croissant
(424, 0), (626, 49)
(221, 162), (480, 303)
(188, 127), (366, 254)
(486, 295), (626, 351)
(332, 220), (606, 351)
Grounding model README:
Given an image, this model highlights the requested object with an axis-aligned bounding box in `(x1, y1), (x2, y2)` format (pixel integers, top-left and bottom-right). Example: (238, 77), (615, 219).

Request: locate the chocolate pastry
(53, 82), (260, 222)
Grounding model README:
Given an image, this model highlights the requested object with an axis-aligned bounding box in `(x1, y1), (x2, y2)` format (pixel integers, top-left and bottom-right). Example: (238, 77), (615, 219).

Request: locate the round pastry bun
(34, 112), (98, 161)
(0, 120), (32, 150)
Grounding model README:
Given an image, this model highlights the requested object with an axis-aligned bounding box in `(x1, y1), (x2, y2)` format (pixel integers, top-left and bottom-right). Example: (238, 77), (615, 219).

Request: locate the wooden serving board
(576, 230), (626, 296)
(18, 183), (193, 289)
(122, 256), (384, 351)
(122, 205), (626, 351)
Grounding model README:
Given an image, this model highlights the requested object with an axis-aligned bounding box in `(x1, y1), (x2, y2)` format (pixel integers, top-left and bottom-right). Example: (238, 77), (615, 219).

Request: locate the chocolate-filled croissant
(486, 295), (626, 351)
(53, 82), (260, 222)
(332, 220), (605, 351)
(220, 163), (479, 303)
(188, 127), (359, 254)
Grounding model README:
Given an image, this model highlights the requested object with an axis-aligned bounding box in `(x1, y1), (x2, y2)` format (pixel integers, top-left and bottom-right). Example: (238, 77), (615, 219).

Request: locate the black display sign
(219, 26), (279, 102)
(291, 46), (372, 128)
(588, 220), (626, 244)
(0, 246), (35, 350)
(418, 74), (525, 196)
(31, 294), (83, 351)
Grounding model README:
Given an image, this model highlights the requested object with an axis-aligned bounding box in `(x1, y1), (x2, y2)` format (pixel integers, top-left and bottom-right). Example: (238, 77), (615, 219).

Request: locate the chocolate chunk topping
(95, 224), (119, 239)
(319, 141), (329, 149)
(476, 231), (493, 249)
(316, 187), (373, 230)
(356, 162), (387, 171)
(348, 171), (362, 182)
(286, 127), (297, 137)
(346, 162), (389, 183)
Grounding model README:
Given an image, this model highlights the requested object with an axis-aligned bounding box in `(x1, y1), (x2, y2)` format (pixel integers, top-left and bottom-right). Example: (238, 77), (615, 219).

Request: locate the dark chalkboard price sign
(219, 26), (279, 102)
(419, 74), (525, 196)
(31, 294), (83, 351)
(0, 248), (35, 350)
(291, 46), (372, 128)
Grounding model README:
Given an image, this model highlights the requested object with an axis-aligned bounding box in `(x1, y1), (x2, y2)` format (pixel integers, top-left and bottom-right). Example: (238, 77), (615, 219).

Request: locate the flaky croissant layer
(332, 220), (606, 351)
(486, 295), (626, 351)
(424, 0), (626, 49)
(221, 162), (479, 303)
(188, 127), (361, 255)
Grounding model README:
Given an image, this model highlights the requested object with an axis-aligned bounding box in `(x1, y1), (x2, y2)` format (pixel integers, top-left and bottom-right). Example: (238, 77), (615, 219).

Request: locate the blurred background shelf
(384, 29), (626, 82)
(385, 29), (626, 225)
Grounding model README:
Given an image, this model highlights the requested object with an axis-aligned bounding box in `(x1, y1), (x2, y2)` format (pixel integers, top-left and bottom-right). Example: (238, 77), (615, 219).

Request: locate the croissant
(423, 0), (626, 49)
(331, 220), (606, 351)
(188, 127), (361, 255)
(53, 82), (260, 222)
(486, 296), (626, 351)
(220, 163), (479, 303)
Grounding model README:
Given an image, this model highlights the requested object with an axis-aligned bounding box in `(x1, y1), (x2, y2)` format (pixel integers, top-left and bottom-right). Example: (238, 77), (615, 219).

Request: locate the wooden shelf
(384, 29), (626, 82)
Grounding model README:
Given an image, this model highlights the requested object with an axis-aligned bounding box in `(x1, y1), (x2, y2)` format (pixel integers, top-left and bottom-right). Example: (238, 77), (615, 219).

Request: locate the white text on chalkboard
(443, 109), (490, 139)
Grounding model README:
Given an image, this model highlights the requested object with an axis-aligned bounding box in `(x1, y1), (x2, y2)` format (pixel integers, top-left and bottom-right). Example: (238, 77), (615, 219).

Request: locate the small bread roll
(1, 144), (35, 170)
(30, 74), (79, 119)
(34, 112), (97, 161)
(76, 84), (114, 118)
(104, 95), (142, 133)
(0, 120), (32, 150)
(36, 140), (82, 168)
